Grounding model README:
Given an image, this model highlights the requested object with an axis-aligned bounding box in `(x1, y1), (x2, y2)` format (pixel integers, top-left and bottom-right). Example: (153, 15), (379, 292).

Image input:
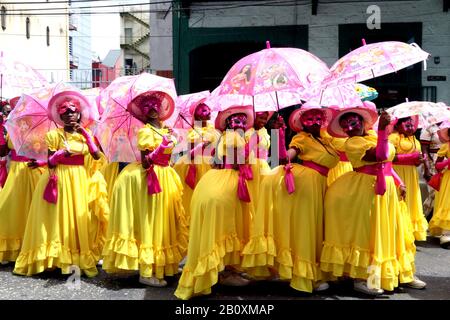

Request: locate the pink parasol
(322, 40), (430, 88)
(4, 83), (95, 161)
(212, 41), (330, 112)
(94, 73), (177, 163)
(386, 100), (450, 129)
(0, 51), (49, 99)
(165, 90), (212, 129)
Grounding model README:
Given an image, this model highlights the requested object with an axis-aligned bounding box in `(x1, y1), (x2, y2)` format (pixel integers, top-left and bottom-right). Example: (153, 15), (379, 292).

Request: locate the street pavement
(0, 236), (449, 300)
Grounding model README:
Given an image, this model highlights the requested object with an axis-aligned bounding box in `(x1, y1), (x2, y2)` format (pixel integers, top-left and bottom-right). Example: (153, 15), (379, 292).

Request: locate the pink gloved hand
(395, 152), (421, 165)
(278, 126), (288, 161)
(391, 167), (405, 187)
(435, 159), (450, 171)
(375, 130), (389, 161)
(48, 149), (68, 167)
(77, 126), (99, 154)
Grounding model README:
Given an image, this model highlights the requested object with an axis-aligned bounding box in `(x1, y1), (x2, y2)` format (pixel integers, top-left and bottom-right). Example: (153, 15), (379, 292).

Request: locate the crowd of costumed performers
(0, 84), (449, 300)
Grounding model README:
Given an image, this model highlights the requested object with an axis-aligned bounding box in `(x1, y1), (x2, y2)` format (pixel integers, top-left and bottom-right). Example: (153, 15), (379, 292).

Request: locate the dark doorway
(189, 41), (267, 93)
(339, 23), (424, 108)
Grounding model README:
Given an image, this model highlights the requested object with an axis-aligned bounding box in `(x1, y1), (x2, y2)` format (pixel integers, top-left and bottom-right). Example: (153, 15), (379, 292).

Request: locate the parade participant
(173, 100), (220, 224)
(13, 91), (109, 277)
(242, 105), (339, 293)
(321, 105), (424, 296)
(428, 121), (450, 248)
(175, 105), (255, 300)
(102, 92), (188, 287)
(389, 116), (428, 241)
(0, 115), (45, 264)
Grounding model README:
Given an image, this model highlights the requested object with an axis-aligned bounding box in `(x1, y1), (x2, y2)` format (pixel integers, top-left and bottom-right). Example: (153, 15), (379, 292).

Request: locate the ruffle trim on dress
(411, 217), (429, 241)
(0, 238), (21, 262)
(174, 234), (242, 300)
(88, 171), (110, 256)
(320, 242), (401, 291)
(102, 234), (186, 279)
(241, 235), (276, 268)
(429, 208), (450, 235)
(13, 241), (100, 277)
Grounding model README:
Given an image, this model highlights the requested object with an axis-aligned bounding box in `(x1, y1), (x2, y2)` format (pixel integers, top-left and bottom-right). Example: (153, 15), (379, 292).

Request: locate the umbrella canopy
(4, 83), (94, 161)
(213, 41), (330, 112)
(322, 40), (430, 88)
(94, 73), (177, 163)
(0, 51), (49, 99)
(165, 90), (212, 129)
(386, 100), (450, 129)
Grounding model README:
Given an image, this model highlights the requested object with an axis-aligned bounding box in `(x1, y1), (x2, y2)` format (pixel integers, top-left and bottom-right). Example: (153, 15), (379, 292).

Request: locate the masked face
(60, 108), (81, 125)
(397, 117), (416, 136)
(227, 113), (247, 131)
(255, 111), (269, 129)
(194, 103), (211, 121)
(300, 109), (324, 129)
(339, 113), (364, 137)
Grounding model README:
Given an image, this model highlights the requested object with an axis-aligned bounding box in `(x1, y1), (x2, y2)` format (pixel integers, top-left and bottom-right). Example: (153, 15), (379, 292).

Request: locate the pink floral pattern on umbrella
(0, 51), (49, 99)
(322, 40), (430, 87)
(4, 83), (91, 161)
(386, 101), (450, 129)
(215, 43), (330, 111)
(94, 73), (177, 163)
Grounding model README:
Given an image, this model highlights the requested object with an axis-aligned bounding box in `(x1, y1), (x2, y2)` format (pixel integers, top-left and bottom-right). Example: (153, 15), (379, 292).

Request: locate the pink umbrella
(165, 90), (212, 129)
(213, 41), (330, 112)
(0, 51), (49, 99)
(94, 73), (177, 163)
(322, 40), (430, 88)
(4, 82), (94, 161)
(304, 83), (364, 109)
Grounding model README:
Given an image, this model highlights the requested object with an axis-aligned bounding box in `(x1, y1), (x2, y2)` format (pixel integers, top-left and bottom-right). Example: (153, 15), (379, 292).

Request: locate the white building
(0, 0), (69, 88)
(167, 0), (449, 106)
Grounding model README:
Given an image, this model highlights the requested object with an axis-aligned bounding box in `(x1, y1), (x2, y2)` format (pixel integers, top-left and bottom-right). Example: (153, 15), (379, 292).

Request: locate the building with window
(0, 0), (69, 88)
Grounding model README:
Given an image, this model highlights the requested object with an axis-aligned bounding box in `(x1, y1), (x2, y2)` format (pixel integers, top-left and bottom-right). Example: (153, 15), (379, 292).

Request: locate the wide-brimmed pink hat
(9, 96), (20, 110)
(48, 90), (96, 127)
(438, 120), (450, 142)
(215, 105), (254, 131)
(127, 91), (175, 122)
(328, 101), (379, 138)
(288, 104), (334, 133)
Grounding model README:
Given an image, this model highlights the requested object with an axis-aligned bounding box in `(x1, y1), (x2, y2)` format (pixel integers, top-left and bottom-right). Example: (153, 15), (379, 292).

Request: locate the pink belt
(10, 150), (30, 162)
(57, 154), (84, 165)
(354, 162), (396, 195)
(301, 160), (330, 177)
(338, 152), (349, 162)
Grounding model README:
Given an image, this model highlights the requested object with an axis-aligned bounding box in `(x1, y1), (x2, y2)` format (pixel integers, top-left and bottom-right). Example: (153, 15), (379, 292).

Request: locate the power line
(3, 1), (171, 11)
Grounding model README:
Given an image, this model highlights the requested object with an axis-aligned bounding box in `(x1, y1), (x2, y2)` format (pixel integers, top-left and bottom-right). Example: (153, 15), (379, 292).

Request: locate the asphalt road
(0, 236), (449, 301)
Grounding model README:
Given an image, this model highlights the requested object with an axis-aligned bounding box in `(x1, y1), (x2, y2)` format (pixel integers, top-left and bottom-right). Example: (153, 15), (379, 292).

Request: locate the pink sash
(338, 152), (349, 162)
(43, 154), (84, 204)
(10, 150), (30, 162)
(224, 163), (253, 202)
(354, 162), (395, 195)
(0, 159), (7, 187)
(302, 160), (330, 177)
(185, 164), (197, 190)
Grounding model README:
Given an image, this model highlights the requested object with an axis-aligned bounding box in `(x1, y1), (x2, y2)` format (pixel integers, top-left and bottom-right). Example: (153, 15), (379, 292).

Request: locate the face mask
(194, 104), (211, 119)
(340, 115), (363, 133)
(301, 111), (324, 128)
(228, 114), (247, 130)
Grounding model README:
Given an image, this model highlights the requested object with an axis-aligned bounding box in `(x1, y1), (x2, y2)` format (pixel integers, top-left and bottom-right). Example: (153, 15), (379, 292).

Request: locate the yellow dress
(320, 134), (414, 291)
(326, 135), (353, 186)
(13, 129), (109, 277)
(102, 124), (188, 279)
(429, 143), (450, 235)
(101, 162), (120, 201)
(173, 123), (220, 224)
(0, 138), (45, 262)
(175, 131), (251, 300)
(242, 131), (339, 293)
(389, 132), (428, 240)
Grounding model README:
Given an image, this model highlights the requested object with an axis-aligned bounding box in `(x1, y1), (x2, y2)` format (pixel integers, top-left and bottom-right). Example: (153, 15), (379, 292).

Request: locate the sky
(89, 0), (149, 60)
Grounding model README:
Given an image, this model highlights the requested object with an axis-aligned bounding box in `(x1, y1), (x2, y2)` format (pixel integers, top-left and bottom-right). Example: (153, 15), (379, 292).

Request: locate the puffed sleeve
(388, 132), (400, 148)
(45, 130), (61, 152)
(289, 133), (306, 154)
(437, 143), (449, 158)
(137, 126), (156, 151)
(345, 136), (375, 163)
(217, 131), (246, 159)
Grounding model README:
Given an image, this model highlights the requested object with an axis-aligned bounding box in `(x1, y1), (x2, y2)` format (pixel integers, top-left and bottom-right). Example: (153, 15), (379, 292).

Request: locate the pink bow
(284, 162), (295, 194)
(43, 174), (58, 203)
(146, 165), (162, 195)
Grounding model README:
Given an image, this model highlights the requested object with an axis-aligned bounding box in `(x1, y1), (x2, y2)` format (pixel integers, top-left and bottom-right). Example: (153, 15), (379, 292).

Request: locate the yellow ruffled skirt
(320, 172), (414, 291)
(102, 163), (188, 279)
(393, 164), (428, 240)
(429, 170), (450, 235)
(173, 155), (213, 224)
(175, 168), (251, 300)
(13, 162), (109, 277)
(243, 164), (328, 293)
(327, 161), (353, 186)
(0, 161), (44, 262)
